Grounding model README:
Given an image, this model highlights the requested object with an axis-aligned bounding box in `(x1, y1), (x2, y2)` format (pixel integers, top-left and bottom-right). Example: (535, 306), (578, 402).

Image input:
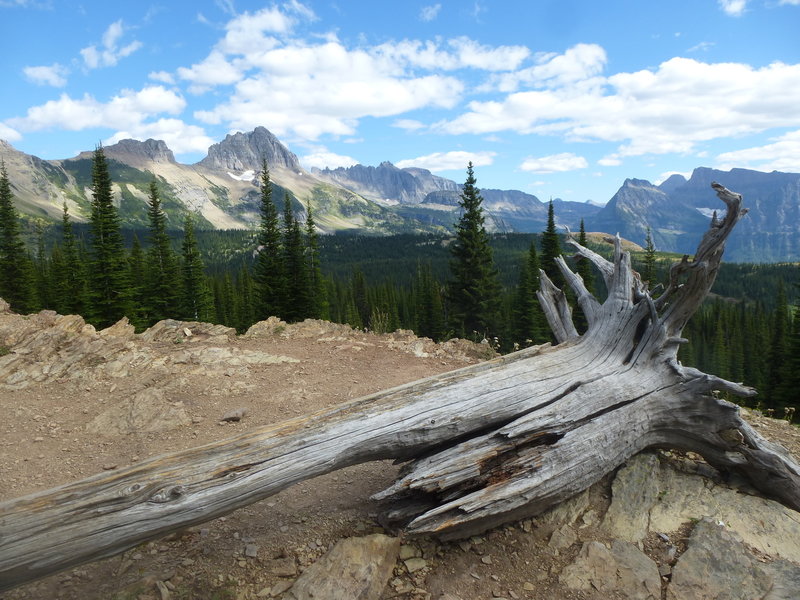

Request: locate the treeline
(1, 155), (798, 412)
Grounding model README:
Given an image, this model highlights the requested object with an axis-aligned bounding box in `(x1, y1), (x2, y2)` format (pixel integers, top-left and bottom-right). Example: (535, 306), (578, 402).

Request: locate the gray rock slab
(603, 453), (800, 563)
(668, 518), (772, 600)
(559, 540), (661, 599)
(284, 534), (400, 600)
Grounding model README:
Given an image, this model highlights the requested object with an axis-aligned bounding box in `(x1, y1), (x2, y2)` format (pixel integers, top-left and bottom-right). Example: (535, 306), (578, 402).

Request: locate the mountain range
(2, 127), (800, 262)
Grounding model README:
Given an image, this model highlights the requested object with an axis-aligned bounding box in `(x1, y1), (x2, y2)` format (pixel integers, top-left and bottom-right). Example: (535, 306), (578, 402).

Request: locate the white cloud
(598, 155), (622, 167)
(438, 56), (800, 162)
(8, 86), (186, 133)
(718, 0), (747, 16)
(715, 129), (800, 172)
(392, 119), (425, 131)
(395, 150), (496, 171)
(687, 41), (715, 53)
(519, 153), (588, 173)
(80, 19), (142, 69)
(779, 0), (800, 4)
(486, 43), (607, 92)
(177, 50), (244, 93)
(149, 70), (175, 84)
(195, 39), (464, 139)
(300, 150), (359, 170)
(219, 2), (315, 54)
(372, 37), (529, 72)
(419, 4), (441, 21)
(23, 63), (68, 87)
(0, 122), (22, 142)
(104, 119), (214, 154)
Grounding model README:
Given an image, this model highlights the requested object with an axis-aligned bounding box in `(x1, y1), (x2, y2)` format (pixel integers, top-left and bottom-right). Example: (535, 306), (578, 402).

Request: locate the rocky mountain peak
(197, 126), (300, 172)
(104, 139), (176, 164)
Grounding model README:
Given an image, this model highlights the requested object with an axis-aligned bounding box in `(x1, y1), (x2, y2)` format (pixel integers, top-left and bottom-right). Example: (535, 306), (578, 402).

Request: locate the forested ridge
(1, 153), (798, 414)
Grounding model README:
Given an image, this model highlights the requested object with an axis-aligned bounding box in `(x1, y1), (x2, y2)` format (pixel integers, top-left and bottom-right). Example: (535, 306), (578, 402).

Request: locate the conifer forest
(1, 151), (798, 414)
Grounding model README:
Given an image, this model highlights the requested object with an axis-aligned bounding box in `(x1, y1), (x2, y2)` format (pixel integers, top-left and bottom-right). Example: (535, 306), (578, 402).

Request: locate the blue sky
(2, 0), (800, 204)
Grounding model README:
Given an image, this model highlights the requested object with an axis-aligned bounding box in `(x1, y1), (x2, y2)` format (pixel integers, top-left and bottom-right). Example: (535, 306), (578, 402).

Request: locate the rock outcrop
(197, 126), (301, 172)
(104, 138), (176, 164)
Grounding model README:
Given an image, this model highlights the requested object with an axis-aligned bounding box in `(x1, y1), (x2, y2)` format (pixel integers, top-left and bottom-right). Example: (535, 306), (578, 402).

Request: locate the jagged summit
(197, 126), (300, 172)
(104, 139), (176, 164)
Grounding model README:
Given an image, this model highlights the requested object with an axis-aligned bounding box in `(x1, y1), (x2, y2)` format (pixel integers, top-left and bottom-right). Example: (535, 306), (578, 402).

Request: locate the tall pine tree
(0, 161), (35, 312)
(642, 226), (656, 285)
(252, 159), (286, 320)
(58, 203), (89, 316)
(540, 199), (563, 289)
(281, 193), (309, 322)
(180, 215), (213, 321)
(304, 201), (327, 319)
(514, 240), (546, 345)
(87, 145), (131, 327)
(447, 162), (501, 339)
(145, 179), (179, 323)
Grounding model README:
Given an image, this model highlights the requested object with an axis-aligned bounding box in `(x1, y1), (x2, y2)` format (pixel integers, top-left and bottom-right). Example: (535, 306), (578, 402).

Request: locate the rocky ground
(0, 304), (799, 600)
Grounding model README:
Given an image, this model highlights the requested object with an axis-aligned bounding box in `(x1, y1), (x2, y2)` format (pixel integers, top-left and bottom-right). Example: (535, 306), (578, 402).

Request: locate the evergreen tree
(144, 179), (179, 323)
(235, 265), (256, 332)
(304, 202), (327, 320)
(0, 162), (35, 312)
(642, 226), (656, 285)
(514, 240), (546, 345)
(351, 268), (370, 329)
(573, 220), (594, 333)
(576, 220), (594, 295)
(58, 204), (89, 316)
(281, 194), (309, 322)
(127, 234), (147, 328)
(180, 215), (213, 321)
(87, 145), (131, 327)
(540, 199), (563, 289)
(32, 223), (49, 310)
(252, 159), (286, 320)
(447, 162), (502, 339)
(778, 302), (800, 410)
(414, 262), (445, 340)
(765, 283), (790, 408)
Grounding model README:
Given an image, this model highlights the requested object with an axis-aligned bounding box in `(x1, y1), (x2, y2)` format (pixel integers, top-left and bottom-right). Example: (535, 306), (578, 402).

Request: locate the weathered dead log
(1, 183), (799, 591)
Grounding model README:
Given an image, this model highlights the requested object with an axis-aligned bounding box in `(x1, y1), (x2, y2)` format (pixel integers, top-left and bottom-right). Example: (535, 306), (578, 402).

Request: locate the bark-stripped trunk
(1, 183), (798, 591)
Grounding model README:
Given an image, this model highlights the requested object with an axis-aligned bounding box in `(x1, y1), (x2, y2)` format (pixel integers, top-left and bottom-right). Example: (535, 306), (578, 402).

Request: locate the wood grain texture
(1, 183), (798, 591)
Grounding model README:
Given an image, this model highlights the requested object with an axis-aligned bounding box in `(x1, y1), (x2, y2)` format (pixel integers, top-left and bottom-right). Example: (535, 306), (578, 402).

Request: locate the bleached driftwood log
(1, 183), (799, 591)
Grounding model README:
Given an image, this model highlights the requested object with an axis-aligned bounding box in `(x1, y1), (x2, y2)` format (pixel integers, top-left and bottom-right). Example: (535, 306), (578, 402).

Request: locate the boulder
(559, 540), (661, 599)
(668, 518), (800, 600)
(284, 534), (400, 600)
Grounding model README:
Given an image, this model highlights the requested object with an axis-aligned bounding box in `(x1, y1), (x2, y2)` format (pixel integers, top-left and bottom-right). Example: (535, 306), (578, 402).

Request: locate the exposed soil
(1, 317), (798, 600)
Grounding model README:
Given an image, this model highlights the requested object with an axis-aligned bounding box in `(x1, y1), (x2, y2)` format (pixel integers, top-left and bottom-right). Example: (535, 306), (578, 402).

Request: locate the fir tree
(573, 220), (594, 333)
(540, 199), (563, 290)
(144, 179), (179, 323)
(59, 204), (89, 316)
(576, 220), (594, 295)
(180, 215), (213, 321)
(447, 162), (502, 339)
(87, 145), (131, 327)
(765, 283), (790, 408)
(128, 234), (147, 328)
(32, 223), (49, 310)
(304, 201), (327, 319)
(252, 159), (285, 320)
(642, 226), (656, 285)
(0, 161), (35, 312)
(281, 194), (309, 322)
(514, 240), (546, 346)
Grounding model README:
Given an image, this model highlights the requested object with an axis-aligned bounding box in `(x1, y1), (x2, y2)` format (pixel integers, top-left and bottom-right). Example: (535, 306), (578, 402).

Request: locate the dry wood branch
(0, 183), (797, 592)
